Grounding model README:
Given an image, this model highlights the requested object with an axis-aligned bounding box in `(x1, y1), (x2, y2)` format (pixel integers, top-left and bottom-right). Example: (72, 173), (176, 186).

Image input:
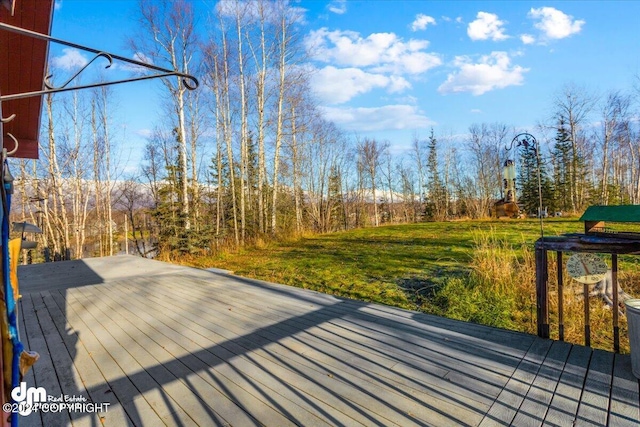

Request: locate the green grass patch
(190, 219), (572, 309)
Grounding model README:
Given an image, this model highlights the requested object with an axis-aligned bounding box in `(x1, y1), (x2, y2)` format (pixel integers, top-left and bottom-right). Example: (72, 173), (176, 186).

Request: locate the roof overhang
(0, 0), (54, 159)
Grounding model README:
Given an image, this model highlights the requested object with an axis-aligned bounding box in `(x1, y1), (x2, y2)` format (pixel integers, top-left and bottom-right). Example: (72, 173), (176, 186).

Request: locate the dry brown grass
(545, 254), (640, 354)
(468, 229), (640, 353)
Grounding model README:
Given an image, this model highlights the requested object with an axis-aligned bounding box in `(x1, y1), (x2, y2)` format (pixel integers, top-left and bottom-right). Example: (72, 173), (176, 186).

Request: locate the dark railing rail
(535, 234), (640, 353)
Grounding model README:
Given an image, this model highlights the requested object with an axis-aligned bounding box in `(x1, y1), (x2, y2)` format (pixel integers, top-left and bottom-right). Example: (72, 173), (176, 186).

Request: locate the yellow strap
(8, 238), (20, 300)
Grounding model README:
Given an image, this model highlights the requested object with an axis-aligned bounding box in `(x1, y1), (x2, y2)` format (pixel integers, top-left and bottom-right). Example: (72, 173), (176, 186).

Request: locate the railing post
(557, 251), (564, 341)
(584, 282), (591, 347)
(612, 254), (619, 353)
(536, 244), (549, 338)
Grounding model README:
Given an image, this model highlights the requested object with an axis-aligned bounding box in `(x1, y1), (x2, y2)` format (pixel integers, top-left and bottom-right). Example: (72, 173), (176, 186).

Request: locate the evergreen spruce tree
(517, 141), (555, 216)
(425, 129), (448, 220)
(246, 131), (259, 235)
(551, 117), (572, 213)
(148, 128), (198, 255)
(209, 147), (235, 235)
(151, 162), (183, 254)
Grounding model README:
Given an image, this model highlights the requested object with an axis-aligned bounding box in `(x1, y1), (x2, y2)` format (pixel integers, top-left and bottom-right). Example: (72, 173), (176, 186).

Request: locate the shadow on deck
(15, 255), (640, 426)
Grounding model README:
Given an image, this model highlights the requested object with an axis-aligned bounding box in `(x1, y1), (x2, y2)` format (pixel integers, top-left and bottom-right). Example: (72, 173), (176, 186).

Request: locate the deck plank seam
(575, 346), (593, 426)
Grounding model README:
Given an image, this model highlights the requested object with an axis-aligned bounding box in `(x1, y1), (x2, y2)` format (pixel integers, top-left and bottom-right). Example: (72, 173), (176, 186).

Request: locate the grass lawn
(188, 218), (585, 308)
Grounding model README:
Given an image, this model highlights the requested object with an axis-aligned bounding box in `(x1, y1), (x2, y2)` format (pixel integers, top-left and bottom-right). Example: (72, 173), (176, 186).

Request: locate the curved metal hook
(45, 51), (114, 90)
(181, 75), (199, 90)
(506, 132), (537, 153)
(1, 114), (15, 124)
(5, 133), (19, 156)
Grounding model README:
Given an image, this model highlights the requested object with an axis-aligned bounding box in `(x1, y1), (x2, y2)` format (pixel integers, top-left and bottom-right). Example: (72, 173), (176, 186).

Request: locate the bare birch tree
(357, 138), (388, 227)
(132, 0), (198, 230)
(554, 83), (596, 212)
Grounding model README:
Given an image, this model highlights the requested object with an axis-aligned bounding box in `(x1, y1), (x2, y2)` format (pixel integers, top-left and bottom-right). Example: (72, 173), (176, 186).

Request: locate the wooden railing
(535, 234), (639, 353)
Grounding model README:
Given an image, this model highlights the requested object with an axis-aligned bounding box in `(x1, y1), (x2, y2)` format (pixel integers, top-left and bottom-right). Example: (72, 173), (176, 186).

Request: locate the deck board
(542, 344), (592, 426)
(54, 290), (203, 427)
(95, 280), (423, 426)
(511, 340), (572, 426)
(151, 274), (506, 416)
(576, 349), (615, 426)
(96, 281), (391, 426)
(14, 255), (640, 426)
(150, 275), (506, 411)
(66, 285), (259, 427)
(24, 293), (78, 427)
(609, 354), (640, 426)
(478, 337), (552, 427)
(166, 273), (526, 385)
(42, 289), (164, 427)
(42, 290), (134, 427)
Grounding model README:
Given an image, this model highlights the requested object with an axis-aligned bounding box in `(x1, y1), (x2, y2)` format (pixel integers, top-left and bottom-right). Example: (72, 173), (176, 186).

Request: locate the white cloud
(520, 34), (536, 45)
(306, 28), (441, 75)
(372, 49), (442, 75)
(327, 0), (347, 14)
(306, 28), (441, 106)
(529, 7), (584, 41)
(311, 66), (411, 104)
(133, 52), (154, 65)
(388, 75), (412, 93)
(54, 1), (62, 10)
(470, 109), (482, 114)
(411, 14), (436, 31)
(438, 51), (529, 96)
(467, 12), (509, 41)
(117, 52), (155, 73)
(396, 94), (419, 105)
(51, 48), (88, 71)
(136, 129), (153, 139)
(320, 105), (434, 131)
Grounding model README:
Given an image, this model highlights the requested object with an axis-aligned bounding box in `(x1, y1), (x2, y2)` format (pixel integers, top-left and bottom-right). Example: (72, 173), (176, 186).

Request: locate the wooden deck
(15, 255), (640, 426)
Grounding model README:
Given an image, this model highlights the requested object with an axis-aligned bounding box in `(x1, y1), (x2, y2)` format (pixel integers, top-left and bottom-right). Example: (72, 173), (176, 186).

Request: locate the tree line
(11, 0), (640, 259)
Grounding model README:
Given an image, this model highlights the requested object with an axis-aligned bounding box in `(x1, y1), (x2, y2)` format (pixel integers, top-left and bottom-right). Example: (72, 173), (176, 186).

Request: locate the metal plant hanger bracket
(0, 21), (199, 102)
(506, 132), (538, 155)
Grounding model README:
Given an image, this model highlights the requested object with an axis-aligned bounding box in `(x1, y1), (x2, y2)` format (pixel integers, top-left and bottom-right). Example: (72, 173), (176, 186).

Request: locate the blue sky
(49, 1), (640, 160)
